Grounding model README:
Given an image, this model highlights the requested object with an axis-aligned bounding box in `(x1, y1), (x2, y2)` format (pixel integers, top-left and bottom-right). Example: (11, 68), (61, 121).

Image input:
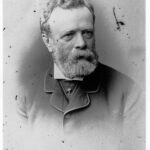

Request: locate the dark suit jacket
(16, 63), (145, 150)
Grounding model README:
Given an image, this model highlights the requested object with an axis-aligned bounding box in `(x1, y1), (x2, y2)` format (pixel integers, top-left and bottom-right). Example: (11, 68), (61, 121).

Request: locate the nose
(75, 33), (87, 50)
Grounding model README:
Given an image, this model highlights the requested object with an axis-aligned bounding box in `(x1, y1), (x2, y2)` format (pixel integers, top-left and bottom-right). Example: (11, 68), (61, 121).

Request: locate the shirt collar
(54, 63), (83, 81)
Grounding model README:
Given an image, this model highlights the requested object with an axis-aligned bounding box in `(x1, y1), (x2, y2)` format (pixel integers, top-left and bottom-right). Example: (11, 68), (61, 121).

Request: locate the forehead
(49, 7), (94, 36)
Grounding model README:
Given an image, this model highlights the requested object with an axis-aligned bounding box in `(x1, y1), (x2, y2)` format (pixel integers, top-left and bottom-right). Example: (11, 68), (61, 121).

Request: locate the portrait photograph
(3, 0), (146, 150)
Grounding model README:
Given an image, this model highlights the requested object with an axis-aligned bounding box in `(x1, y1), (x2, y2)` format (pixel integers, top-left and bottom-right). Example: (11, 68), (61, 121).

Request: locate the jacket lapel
(44, 63), (103, 114)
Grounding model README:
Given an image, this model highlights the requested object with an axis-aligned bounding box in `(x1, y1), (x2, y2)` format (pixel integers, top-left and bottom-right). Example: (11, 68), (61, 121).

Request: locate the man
(16, 0), (145, 150)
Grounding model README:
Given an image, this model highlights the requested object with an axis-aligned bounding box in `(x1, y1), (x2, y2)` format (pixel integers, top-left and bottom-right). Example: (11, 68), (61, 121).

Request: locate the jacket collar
(44, 62), (103, 94)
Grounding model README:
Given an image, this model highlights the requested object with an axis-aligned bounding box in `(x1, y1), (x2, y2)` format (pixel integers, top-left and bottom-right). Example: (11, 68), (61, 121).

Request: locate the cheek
(58, 41), (74, 54)
(56, 42), (74, 62)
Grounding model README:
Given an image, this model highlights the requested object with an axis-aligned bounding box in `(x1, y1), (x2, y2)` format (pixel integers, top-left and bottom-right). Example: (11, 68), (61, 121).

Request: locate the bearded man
(16, 0), (145, 150)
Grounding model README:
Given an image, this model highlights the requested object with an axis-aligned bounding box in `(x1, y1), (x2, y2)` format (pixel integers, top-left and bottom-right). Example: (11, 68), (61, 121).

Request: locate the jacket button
(66, 88), (72, 95)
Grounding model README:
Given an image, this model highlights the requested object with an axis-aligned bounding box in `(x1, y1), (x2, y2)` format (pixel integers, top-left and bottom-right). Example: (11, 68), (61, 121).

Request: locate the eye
(62, 32), (74, 41)
(83, 30), (93, 39)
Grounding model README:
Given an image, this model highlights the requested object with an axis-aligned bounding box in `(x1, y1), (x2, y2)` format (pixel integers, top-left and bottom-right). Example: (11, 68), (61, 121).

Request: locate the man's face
(48, 6), (98, 79)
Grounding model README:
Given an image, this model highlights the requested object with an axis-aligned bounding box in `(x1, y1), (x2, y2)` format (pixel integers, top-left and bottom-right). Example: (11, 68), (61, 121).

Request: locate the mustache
(70, 49), (97, 62)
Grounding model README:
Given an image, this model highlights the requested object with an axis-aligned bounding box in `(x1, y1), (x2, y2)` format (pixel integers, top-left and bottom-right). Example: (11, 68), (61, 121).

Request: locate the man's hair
(40, 0), (95, 39)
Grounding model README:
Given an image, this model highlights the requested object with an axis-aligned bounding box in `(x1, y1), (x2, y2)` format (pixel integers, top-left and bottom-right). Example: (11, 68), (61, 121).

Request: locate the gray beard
(52, 47), (98, 79)
(62, 56), (98, 79)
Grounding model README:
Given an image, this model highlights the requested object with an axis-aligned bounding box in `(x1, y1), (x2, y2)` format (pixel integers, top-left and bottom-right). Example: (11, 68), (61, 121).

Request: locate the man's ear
(42, 33), (53, 52)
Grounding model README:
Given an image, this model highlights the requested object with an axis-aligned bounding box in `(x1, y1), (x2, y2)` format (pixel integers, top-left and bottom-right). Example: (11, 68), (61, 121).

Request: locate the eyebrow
(60, 30), (75, 37)
(60, 27), (94, 37)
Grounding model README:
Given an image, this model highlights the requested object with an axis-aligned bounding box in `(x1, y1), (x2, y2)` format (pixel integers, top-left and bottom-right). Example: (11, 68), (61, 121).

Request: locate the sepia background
(3, 0), (145, 149)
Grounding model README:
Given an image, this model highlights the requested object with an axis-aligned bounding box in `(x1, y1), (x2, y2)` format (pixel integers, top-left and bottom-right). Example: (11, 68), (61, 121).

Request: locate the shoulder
(15, 71), (47, 120)
(98, 63), (145, 116)
(98, 63), (135, 92)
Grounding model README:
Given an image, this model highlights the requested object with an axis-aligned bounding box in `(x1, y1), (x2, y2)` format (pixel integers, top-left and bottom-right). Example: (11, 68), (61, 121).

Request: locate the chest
(26, 89), (123, 150)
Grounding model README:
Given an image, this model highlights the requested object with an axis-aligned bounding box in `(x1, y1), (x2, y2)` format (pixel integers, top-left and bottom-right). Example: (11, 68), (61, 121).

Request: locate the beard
(52, 44), (98, 79)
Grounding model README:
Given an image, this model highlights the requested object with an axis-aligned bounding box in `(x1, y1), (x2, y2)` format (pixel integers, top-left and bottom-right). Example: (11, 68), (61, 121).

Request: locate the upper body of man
(15, 0), (145, 150)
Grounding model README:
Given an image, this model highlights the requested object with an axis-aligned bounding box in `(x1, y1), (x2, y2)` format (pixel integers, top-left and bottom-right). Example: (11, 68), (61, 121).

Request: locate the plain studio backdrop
(3, 0), (145, 149)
